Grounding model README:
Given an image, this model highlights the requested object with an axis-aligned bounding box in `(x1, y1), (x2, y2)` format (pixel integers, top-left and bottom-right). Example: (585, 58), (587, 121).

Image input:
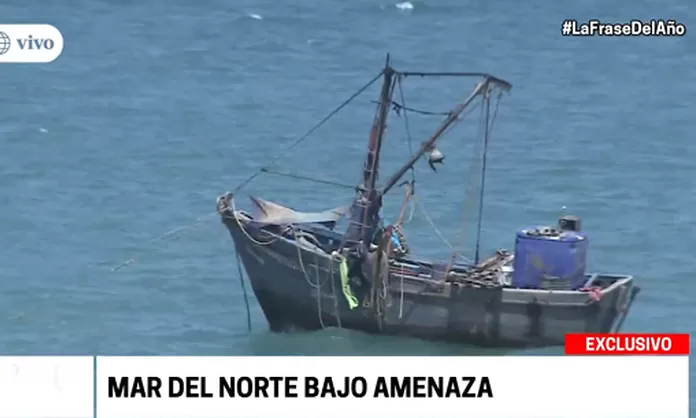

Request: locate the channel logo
(0, 24), (63, 63)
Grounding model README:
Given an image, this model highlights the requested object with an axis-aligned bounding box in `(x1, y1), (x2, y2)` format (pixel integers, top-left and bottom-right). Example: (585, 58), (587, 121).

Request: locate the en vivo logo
(0, 24), (63, 63)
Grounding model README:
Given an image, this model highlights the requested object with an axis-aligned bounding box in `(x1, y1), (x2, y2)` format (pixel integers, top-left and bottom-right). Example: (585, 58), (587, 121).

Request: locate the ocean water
(0, 0), (693, 404)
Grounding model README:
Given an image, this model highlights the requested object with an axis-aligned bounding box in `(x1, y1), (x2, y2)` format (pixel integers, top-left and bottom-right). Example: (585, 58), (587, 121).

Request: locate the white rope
(228, 197), (281, 246)
(227, 195), (335, 328)
(414, 196), (473, 264)
(289, 225), (332, 290)
(110, 211), (218, 272)
(228, 203), (331, 327)
(313, 253), (326, 329)
(398, 263), (405, 319)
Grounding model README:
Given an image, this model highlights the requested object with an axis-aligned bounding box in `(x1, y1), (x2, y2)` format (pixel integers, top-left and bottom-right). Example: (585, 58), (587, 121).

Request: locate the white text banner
(96, 356), (689, 418)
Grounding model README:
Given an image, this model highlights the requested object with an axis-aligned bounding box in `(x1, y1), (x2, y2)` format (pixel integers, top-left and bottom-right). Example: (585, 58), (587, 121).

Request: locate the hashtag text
(561, 19), (686, 37)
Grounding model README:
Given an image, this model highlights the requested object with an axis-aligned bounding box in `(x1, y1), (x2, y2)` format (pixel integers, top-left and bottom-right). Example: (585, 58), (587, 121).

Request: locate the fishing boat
(216, 56), (640, 348)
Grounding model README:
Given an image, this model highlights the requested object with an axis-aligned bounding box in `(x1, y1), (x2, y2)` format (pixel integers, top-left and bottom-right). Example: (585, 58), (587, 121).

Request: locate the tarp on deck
(248, 196), (349, 226)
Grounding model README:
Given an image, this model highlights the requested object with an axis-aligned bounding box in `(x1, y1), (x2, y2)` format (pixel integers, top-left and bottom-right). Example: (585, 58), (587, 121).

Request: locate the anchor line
(110, 212), (218, 272)
(227, 201), (334, 331)
(224, 194), (333, 331)
(235, 250), (253, 333)
(230, 214), (336, 330)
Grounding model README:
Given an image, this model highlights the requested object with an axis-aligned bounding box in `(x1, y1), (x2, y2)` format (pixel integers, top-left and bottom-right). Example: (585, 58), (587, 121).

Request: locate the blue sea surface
(0, 0), (693, 405)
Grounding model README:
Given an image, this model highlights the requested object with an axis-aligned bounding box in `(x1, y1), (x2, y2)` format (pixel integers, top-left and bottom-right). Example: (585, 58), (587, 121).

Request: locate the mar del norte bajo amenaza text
(108, 375), (494, 399)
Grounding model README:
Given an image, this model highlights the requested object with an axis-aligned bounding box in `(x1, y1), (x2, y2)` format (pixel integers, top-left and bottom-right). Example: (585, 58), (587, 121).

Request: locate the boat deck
(235, 212), (632, 297)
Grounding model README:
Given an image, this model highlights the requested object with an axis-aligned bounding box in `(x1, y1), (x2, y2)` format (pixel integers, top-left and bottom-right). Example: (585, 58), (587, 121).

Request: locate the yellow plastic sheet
(339, 258), (359, 310)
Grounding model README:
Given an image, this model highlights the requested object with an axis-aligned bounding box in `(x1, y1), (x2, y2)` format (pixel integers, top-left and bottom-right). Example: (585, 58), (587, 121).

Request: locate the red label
(565, 333), (690, 355)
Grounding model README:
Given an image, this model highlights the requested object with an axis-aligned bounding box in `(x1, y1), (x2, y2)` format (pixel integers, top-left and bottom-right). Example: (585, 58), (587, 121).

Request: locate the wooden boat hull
(222, 214), (639, 349)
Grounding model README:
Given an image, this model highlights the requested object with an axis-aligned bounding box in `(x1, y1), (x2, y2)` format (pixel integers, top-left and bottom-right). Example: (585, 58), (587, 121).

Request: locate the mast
(344, 55), (395, 245)
(362, 55), (395, 192)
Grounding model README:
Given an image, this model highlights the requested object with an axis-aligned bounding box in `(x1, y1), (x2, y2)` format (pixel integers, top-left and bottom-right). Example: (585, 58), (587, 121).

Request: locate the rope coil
(580, 286), (603, 302)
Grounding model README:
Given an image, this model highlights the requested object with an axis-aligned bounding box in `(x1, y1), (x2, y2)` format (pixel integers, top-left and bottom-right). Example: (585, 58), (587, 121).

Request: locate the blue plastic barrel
(512, 229), (588, 290)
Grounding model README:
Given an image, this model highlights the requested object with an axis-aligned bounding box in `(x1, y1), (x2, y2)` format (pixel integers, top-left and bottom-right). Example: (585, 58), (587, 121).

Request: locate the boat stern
(497, 273), (640, 347)
(584, 274), (640, 334)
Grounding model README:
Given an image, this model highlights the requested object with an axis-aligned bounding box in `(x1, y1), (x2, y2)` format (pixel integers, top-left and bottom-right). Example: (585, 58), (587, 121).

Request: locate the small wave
(247, 13), (263, 20)
(395, 2), (414, 10)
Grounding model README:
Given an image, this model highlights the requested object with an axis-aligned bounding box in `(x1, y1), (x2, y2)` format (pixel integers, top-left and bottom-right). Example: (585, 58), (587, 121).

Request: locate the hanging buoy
(425, 144), (445, 172)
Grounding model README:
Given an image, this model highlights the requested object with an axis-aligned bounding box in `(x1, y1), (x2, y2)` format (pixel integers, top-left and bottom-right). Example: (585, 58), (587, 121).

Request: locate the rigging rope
(109, 71), (382, 272)
(474, 91), (503, 264)
(396, 76), (416, 185)
(401, 85), (502, 265)
(233, 69), (385, 194)
(367, 77), (496, 267)
(260, 168), (354, 189)
(413, 195), (473, 264)
(393, 99), (481, 266)
(291, 225), (332, 290)
(453, 100), (486, 258)
(370, 99), (452, 117)
(395, 182), (414, 226)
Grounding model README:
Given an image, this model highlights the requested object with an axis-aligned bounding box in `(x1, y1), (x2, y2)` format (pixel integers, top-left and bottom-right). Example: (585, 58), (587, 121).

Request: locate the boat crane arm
(381, 75), (511, 196)
(400, 71), (512, 93)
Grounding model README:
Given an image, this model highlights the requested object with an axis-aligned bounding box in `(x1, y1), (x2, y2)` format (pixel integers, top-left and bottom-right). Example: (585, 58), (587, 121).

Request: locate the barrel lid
(517, 227), (586, 242)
